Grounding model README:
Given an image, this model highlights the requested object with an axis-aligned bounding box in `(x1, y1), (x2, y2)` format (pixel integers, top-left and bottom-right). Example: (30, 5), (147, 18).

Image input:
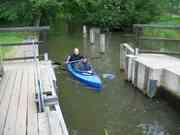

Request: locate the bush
(62, 0), (163, 30)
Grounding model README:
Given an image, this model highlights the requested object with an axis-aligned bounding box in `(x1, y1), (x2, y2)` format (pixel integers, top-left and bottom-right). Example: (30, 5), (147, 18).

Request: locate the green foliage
(0, 32), (27, 56)
(62, 0), (163, 29)
(166, 0), (180, 14)
(0, 32), (26, 44)
(0, 0), (62, 26)
(0, 0), (32, 25)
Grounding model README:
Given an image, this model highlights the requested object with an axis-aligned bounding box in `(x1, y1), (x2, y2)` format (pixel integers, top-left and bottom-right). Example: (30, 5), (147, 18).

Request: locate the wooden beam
(0, 26), (50, 32)
(139, 49), (180, 55)
(0, 41), (44, 47)
(3, 55), (43, 61)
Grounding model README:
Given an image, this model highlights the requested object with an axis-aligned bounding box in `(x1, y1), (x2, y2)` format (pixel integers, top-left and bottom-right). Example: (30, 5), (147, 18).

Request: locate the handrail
(0, 41), (44, 47)
(0, 26), (50, 32)
(33, 39), (45, 112)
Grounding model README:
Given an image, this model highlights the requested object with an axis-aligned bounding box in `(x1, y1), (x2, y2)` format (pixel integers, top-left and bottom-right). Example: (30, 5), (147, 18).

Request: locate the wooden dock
(0, 26), (68, 135)
(0, 60), (68, 135)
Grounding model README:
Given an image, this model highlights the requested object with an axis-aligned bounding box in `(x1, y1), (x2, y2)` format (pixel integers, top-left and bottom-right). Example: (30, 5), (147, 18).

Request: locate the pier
(0, 27), (68, 135)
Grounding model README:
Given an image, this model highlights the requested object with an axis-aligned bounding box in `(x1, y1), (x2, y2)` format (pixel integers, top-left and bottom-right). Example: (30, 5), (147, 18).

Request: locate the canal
(47, 23), (180, 135)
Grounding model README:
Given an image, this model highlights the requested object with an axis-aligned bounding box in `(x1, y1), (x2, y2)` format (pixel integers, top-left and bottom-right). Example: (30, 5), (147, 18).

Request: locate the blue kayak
(66, 62), (102, 91)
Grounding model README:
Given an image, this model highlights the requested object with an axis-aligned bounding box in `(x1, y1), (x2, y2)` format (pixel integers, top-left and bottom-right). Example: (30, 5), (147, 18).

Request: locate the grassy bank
(140, 15), (180, 52)
(0, 32), (26, 44)
(144, 15), (180, 38)
(0, 32), (27, 58)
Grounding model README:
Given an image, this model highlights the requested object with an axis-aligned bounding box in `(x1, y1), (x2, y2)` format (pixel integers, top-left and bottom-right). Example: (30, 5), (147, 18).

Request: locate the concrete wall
(120, 43), (180, 98)
(161, 69), (180, 97)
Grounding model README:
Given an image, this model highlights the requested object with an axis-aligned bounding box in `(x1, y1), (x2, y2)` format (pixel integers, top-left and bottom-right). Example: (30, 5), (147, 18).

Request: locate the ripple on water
(137, 121), (170, 135)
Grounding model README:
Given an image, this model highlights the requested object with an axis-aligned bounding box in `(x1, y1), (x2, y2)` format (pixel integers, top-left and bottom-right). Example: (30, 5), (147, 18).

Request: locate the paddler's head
(73, 48), (80, 56)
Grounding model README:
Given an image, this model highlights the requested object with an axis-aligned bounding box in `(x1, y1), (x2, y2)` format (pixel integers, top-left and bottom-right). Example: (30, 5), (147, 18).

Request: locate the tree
(61, 0), (163, 30)
(0, 0), (62, 26)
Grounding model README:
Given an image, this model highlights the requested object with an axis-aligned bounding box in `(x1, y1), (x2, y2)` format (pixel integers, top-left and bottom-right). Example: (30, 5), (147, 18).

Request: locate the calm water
(47, 24), (180, 135)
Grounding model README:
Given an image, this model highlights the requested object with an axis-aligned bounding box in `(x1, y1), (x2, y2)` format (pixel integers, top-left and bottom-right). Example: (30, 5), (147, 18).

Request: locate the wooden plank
(0, 71), (17, 135)
(0, 26), (50, 32)
(3, 69), (23, 135)
(40, 65), (52, 94)
(134, 61), (139, 87)
(0, 41), (43, 47)
(54, 105), (69, 135)
(3, 55), (43, 61)
(38, 112), (50, 135)
(0, 72), (11, 103)
(48, 111), (63, 135)
(15, 69), (28, 135)
(27, 67), (38, 135)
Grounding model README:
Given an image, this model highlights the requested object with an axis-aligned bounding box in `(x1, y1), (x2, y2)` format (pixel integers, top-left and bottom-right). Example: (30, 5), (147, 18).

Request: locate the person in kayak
(66, 48), (84, 63)
(79, 57), (92, 73)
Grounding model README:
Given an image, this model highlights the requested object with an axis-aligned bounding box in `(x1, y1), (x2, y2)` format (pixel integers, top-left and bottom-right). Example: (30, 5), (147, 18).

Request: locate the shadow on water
(47, 22), (180, 135)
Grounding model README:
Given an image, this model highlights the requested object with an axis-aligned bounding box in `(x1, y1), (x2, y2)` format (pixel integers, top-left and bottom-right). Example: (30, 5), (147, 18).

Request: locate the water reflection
(137, 122), (170, 135)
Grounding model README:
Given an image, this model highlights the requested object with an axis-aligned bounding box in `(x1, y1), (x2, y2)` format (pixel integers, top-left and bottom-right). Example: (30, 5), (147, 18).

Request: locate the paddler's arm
(65, 55), (71, 64)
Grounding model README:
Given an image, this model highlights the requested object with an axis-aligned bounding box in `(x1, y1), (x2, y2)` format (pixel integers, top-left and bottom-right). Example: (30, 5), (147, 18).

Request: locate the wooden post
(135, 48), (139, 55)
(83, 25), (87, 37)
(44, 53), (48, 61)
(134, 61), (139, 87)
(90, 28), (95, 44)
(100, 33), (106, 53)
(147, 79), (157, 98)
(39, 31), (48, 53)
(143, 66), (150, 93)
(133, 25), (143, 48)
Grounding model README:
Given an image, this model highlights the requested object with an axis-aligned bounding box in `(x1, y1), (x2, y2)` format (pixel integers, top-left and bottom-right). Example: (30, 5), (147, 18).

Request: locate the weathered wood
(0, 26), (50, 32)
(15, 70), (28, 135)
(0, 41), (44, 47)
(139, 49), (180, 55)
(134, 61), (139, 87)
(3, 70), (23, 135)
(0, 60), (68, 135)
(40, 65), (53, 95)
(3, 55), (43, 61)
(0, 71), (17, 135)
(38, 113), (50, 135)
(27, 68), (38, 135)
(48, 111), (63, 135)
(0, 72), (10, 103)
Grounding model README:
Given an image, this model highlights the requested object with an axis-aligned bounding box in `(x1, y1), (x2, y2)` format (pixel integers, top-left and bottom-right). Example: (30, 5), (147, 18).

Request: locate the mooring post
(90, 28), (95, 44)
(135, 48), (139, 55)
(83, 25), (87, 37)
(100, 33), (106, 53)
(44, 53), (48, 61)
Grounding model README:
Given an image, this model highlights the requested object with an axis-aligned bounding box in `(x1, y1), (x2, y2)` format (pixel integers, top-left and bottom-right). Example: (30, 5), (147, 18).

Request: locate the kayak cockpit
(66, 62), (102, 90)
